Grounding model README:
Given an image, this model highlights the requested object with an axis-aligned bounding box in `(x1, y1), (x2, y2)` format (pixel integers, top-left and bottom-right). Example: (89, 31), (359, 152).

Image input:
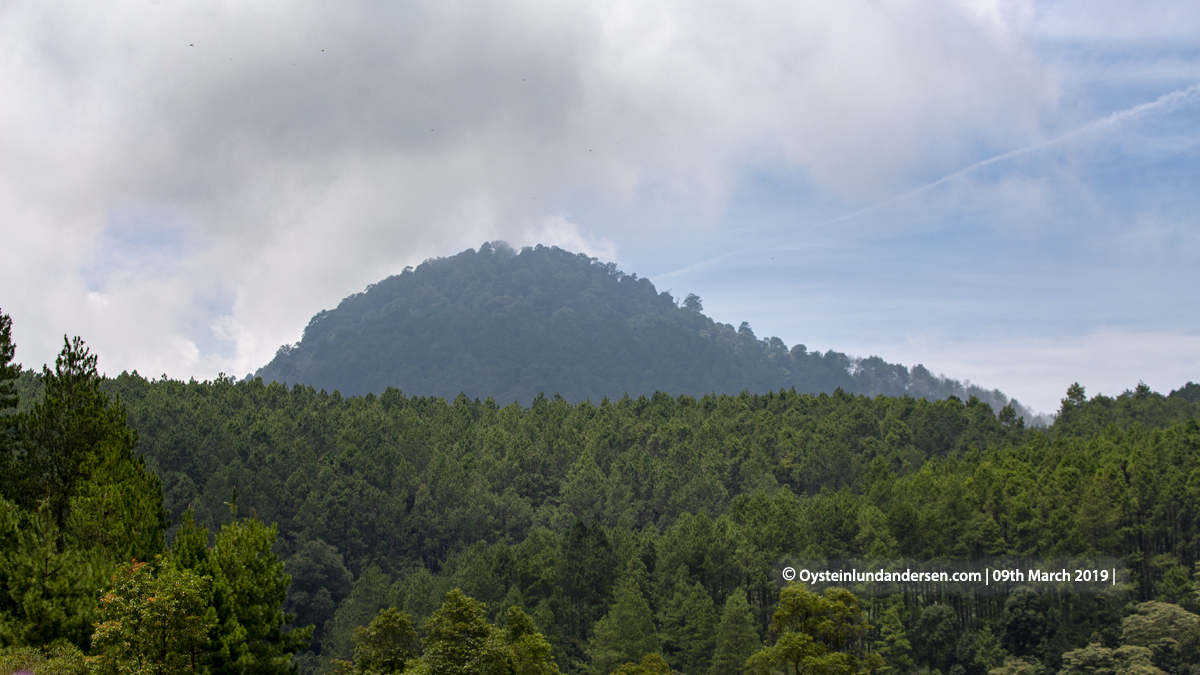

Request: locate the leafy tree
(708, 589), (760, 675)
(1001, 589), (1046, 659)
(987, 656), (1042, 675)
(0, 643), (89, 675)
(331, 607), (418, 675)
(1119, 603), (1200, 675)
(1057, 642), (1164, 675)
(323, 566), (394, 663)
(614, 653), (674, 675)
(588, 576), (661, 675)
(746, 584), (882, 675)
(912, 604), (957, 673)
(414, 589), (508, 675)
(505, 606), (561, 675)
(90, 556), (215, 674)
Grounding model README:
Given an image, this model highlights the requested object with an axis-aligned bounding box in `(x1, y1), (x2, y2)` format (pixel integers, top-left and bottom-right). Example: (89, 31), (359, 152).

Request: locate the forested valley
(3, 300), (1200, 675)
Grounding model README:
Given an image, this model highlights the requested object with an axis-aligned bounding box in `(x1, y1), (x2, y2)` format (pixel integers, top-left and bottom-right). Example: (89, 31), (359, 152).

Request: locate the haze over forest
(256, 242), (1043, 421)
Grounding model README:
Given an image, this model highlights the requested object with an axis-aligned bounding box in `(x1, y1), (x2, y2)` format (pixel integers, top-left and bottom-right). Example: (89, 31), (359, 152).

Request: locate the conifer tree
(588, 575), (662, 675)
(708, 589), (759, 675)
(6, 334), (166, 556)
(877, 606), (913, 675)
(0, 308), (18, 412)
(205, 504), (312, 675)
(662, 580), (717, 675)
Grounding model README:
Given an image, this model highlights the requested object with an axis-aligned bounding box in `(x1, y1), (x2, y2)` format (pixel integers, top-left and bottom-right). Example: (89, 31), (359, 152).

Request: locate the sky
(1, 0), (1197, 414)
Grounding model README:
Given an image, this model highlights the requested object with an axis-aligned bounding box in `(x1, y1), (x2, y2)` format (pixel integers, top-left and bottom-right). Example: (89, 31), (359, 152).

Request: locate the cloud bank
(4, 0), (1195, 413)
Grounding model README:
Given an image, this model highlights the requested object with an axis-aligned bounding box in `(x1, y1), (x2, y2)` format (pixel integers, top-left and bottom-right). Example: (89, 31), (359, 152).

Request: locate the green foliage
(708, 590), (759, 675)
(0, 309), (18, 413)
(505, 606), (560, 675)
(323, 567), (393, 664)
(1058, 642), (1164, 675)
(1001, 590), (1046, 659)
(746, 585), (882, 675)
(57, 367), (1200, 675)
(285, 541), (353, 654)
(0, 501), (100, 649)
(587, 576), (661, 675)
(0, 643), (89, 675)
(660, 581), (716, 675)
(90, 557), (215, 674)
(203, 510), (312, 675)
(613, 654), (674, 675)
(914, 604), (958, 672)
(11, 303), (1200, 675)
(0, 332), (165, 584)
(1118, 603), (1200, 675)
(6, 338), (142, 526)
(418, 589), (506, 675)
(330, 607), (417, 675)
(875, 607), (911, 675)
(398, 589), (558, 675)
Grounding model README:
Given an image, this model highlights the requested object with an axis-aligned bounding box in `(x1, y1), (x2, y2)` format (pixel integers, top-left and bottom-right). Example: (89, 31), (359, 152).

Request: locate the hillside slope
(256, 242), (1030, 414)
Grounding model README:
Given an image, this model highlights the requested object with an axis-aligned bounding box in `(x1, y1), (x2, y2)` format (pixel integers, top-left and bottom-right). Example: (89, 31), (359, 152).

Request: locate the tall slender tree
(709, 589), (760, 675)
(588, 575), (661, 675)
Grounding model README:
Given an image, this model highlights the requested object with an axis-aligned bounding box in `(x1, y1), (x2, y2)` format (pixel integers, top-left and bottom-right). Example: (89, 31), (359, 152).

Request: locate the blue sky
(0, 0), (1196, 413)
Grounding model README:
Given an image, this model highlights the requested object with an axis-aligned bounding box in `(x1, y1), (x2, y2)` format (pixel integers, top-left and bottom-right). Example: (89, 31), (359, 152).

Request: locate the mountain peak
(257, 242), (1029, 418)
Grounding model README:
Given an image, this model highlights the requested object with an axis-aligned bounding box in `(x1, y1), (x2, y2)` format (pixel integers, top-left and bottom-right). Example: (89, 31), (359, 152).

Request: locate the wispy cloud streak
(653, 83), (1200, 283)
(810, 83), (1200, 229)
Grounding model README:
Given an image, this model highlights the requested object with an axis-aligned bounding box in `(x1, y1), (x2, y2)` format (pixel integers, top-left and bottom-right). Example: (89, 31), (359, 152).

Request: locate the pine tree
(662, 580), (716, 675)
(588, 575), (661, 675)
(708, 589), (759, 675)
(205, 508), (312, 675)
(0, 500), (99, 648)
(877, 606), (913, 675)
(0, 308), (18, 411)
(6, 334), (165, 555)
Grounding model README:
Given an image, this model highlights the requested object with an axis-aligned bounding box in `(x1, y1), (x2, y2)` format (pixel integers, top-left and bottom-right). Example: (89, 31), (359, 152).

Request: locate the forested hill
(257, 242), (1034, 417)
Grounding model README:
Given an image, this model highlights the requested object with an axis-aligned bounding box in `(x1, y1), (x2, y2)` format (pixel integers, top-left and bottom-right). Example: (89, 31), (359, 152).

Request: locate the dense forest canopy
(3, 304), (1200, 675)
(255, 243), (1038, 421)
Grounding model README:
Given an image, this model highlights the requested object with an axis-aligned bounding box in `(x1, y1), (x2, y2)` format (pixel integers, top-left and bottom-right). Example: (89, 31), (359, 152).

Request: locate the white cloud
(1, 0), (1063, 379)
(871, 328), (1200, 413)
